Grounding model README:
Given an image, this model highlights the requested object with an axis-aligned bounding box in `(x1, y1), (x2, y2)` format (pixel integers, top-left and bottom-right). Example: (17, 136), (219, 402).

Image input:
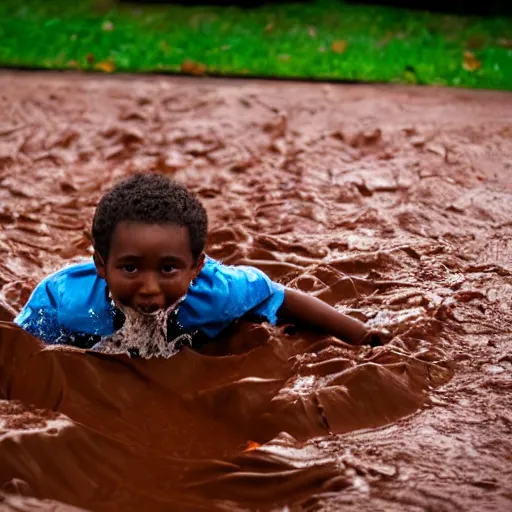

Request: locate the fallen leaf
(463, 51), (481, 72)
(498, 38), (512, 49)
(102, 20), (114, 32)
(95, 59), (115, 73)
(86, 53), (95, 64)
(180, 59), (207, 75)
(308, 26), (317, 37)
(331, 40), (347, 53)
(244, 441), (261, 452)
(264, 23), (274, 33)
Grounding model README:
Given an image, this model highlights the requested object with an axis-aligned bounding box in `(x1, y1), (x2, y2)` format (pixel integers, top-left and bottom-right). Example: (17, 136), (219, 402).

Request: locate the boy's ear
(94, 251), (106, 280)
(193, 252), (205, 277)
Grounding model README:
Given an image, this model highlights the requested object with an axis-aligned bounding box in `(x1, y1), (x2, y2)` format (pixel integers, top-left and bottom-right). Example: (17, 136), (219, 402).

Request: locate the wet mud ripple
(0, 73), (511, 511)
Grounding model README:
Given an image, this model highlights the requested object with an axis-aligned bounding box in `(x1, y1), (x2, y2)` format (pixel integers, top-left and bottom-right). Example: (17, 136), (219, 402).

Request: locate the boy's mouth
(132, 296), (186, 317)
(134, 303), (162, 316)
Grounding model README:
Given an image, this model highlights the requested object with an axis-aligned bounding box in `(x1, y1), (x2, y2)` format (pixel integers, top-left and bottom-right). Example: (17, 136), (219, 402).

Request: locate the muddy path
(0, 72), (511, 511)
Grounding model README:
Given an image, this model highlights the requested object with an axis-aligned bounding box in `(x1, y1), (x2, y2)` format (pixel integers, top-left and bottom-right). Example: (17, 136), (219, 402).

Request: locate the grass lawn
(0, 0), (511, 89)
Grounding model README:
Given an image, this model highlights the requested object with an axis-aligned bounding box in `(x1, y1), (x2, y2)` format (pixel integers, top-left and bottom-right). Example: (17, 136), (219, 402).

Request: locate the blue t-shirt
(14, 256), (285, 346)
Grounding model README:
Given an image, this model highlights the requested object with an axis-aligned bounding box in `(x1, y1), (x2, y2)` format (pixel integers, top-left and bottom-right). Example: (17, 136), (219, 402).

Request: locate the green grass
(0, 0), (511, 89)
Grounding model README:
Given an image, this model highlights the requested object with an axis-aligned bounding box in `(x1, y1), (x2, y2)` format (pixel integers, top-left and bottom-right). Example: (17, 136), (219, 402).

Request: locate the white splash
(92, 298), (190, 359)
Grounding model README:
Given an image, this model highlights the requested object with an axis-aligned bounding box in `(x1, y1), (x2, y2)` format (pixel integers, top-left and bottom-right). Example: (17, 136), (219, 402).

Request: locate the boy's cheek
(160, 275), (195, 302)
(107, 278), (139, 305)
(110, 289), (135, 309)
(161, 281), (190, 302)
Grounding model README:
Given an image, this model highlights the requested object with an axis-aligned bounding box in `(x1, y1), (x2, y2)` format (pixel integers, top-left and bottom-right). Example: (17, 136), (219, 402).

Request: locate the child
(15, 173), (380, 356)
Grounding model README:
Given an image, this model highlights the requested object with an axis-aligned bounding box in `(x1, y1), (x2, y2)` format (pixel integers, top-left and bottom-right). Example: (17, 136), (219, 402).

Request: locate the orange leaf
(95, 60), (115, 73)
(462, 51), (481, 72)
(264, 23), (274, 33)
(244, 441), (261, 452)
(331, 40), (347, 53)
(181, 59), (207, 76)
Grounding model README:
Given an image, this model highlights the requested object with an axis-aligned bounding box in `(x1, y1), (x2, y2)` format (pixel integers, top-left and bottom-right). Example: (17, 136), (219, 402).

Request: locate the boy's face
(94, 221), (204, 315)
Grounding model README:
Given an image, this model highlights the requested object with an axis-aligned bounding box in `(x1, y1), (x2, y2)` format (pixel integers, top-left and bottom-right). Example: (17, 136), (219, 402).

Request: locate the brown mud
(0, 72), (511, 511)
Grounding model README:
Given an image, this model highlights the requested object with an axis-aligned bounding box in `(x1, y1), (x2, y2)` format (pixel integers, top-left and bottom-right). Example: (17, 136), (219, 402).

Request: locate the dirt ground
(0, 72), (511, 511)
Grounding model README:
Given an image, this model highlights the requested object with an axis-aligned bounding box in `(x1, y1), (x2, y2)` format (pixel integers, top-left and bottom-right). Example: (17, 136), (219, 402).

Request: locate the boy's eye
(161, 264), (175, 274)
(122, 264), (137, 274)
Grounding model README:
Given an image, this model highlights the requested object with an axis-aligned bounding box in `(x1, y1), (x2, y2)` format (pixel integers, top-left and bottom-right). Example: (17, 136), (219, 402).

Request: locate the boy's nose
(139, 273), (161, 297)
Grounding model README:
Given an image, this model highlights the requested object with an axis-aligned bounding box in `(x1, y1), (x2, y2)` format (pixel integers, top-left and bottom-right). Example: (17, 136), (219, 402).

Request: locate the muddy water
(0, 72), (511, 511)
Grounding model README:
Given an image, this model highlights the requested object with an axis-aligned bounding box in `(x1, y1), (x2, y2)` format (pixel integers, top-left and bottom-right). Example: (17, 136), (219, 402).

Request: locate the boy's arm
(278, 288), (378, 346)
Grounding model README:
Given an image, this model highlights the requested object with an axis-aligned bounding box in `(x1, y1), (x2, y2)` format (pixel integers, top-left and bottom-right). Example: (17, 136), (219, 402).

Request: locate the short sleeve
(246, 280), (285, 325)
(177, 258), (285, 338)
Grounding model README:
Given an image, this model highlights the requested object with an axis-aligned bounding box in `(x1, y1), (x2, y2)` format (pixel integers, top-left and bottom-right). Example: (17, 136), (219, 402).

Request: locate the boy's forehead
(110, 221), (192, 257)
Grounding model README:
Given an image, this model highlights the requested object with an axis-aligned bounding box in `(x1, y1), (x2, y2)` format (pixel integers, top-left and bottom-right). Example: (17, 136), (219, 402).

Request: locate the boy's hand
(357, 327), (392, 347)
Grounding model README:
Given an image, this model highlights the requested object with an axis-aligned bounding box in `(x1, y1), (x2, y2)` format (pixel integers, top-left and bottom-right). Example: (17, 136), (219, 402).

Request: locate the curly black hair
(92, 173), (208, 261)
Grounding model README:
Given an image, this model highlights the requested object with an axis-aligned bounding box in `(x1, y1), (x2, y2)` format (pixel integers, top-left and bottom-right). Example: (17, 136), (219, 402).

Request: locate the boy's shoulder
(16, 259), (112, 339)
(199, 256), (276, 291)
(39, 259), (99, 291)
(179, 256), (284, 336)
(24, 259), (105, 313)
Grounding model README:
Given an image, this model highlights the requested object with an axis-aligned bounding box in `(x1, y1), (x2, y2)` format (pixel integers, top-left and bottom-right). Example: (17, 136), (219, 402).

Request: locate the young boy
(15, 173), (380, 356)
